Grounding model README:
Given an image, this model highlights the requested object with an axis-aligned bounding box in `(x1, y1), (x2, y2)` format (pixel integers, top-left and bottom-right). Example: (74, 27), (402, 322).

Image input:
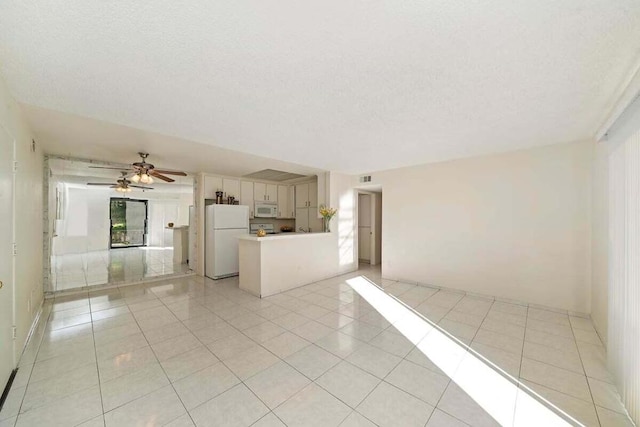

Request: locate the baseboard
(17, 297), (45, 362)
(0, 368), (17, 412)
(381, 275), (591, 319)
(46, 270), (197, 299)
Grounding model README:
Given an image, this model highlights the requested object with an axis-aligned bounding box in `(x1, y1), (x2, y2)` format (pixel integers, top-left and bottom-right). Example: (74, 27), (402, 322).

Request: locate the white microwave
(255, 203), (277, 218)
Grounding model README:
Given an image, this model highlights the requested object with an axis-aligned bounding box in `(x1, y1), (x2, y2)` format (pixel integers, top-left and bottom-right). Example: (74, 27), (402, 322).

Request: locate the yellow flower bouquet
(319, 205), (337, 232)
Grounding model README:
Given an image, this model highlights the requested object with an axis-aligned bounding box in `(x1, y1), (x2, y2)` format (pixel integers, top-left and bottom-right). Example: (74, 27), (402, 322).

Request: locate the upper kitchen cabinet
(295, 181), (318, 208)
(277, 185), (295, 218)
(240, 181), (254, 218)
(266, 184), (277, 202)
(295, 184), (308, 208)
(222, 179), (240, 199)
(308, 181), (317, 207)
(254, 182), (277, 202)
(204, 176), (223, 199)
(288, 186), (295, 217)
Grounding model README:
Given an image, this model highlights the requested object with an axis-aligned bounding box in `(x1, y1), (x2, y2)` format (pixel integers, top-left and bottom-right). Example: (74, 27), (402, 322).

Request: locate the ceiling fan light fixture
(130, 173), (141, 183)
(140, 173), (153, 184)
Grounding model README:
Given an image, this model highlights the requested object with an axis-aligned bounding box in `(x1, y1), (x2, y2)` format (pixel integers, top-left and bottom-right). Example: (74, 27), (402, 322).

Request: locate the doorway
(0, 125), (15, 397)
(357, 191), (382, 266)
(109, 198), (148, 248)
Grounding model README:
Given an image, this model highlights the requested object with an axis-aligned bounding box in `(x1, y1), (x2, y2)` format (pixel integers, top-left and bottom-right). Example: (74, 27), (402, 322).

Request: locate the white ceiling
(2, 1), (640, 174)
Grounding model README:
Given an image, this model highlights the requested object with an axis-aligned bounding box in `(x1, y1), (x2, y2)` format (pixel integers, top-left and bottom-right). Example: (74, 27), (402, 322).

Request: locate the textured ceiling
(1, 1), (640, 174)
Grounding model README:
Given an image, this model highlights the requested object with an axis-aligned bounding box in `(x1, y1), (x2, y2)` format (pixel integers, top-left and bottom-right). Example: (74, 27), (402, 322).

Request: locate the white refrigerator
(205, 204), (249, 279)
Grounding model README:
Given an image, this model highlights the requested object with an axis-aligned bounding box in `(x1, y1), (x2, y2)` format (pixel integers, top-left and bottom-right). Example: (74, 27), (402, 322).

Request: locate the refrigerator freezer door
(209, 205), (249, 229)
(207, 228), (246, 279)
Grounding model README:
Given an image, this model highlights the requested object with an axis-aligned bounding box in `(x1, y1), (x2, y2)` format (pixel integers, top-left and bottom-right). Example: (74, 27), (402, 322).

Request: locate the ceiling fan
(87, 172), (154, 193)
(89, 152), (187, 184)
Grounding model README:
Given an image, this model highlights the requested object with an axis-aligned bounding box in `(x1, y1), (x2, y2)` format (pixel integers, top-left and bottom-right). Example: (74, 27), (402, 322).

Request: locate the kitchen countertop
(238, 232), (331, 241)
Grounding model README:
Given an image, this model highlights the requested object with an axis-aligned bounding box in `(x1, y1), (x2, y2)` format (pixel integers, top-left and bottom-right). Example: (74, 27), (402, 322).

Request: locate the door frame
(109, 197), (149, 249)
(356, 189), (382, 266)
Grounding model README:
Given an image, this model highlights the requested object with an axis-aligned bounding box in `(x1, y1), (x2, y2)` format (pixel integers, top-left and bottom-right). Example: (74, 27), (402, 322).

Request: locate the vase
(323, 217), (331, 233)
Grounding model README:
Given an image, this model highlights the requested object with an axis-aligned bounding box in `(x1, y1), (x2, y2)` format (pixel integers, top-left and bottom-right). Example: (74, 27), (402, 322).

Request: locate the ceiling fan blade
(130, 185), (154, 189)
(86, 183), (117, 186)
(152, 169), (187, 176)
(110, 185), (119, 188)
(149, 172), (174, 182)
(88, 166), (131, 171)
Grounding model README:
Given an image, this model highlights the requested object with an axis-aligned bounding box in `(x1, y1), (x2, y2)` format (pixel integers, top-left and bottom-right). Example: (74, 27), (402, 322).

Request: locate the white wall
(331, 172), (358, 275)
(0, 76), (43, 360)
(591, 140), (609, 342)
(368, 140), (592, 313)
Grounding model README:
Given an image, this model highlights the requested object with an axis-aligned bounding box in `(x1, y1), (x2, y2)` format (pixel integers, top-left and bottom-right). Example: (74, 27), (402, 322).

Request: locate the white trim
(595, 56), (640, 142)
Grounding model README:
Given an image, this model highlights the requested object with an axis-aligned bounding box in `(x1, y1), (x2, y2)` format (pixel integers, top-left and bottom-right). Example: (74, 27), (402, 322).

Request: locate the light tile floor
(1, 265), (634, 427)
(51, 247), (192, 292)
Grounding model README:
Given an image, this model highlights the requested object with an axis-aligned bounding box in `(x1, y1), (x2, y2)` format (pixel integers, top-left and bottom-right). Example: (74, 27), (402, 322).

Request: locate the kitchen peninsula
(238, 232), (338, 297)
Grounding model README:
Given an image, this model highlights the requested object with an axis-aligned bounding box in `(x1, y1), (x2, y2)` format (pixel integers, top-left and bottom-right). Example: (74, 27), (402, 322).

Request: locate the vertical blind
(608, 124), (640, 425)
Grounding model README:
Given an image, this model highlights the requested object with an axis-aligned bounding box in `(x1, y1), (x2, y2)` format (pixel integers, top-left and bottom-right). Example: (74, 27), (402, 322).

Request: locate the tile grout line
(422, 290), (496, 427)
(26, 268), (624, 427)
(197, 275), (388, 425)
(150, 278), (280, 426)
(140, 286), (209, 427)
(569, 316), (603, 427)
(273, 277), (394, 426)
(510, 304), (530, 427)
(11, 303), (52, 427)
(344, 285), (461, 427)
(99, 285), (195, 425)
(88, 294), (107, 427)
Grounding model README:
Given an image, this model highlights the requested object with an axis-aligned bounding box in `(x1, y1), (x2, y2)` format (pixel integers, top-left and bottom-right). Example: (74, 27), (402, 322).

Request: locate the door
(210, 229), (245, 278)
(277, 185), (288, 218)
(295, 207), (309, 231)
(254, 182), (266, 201)
(295, 184), (308, 208)
(358, 194), (372, 262)
(265, 184), (277, 203)
(110, 198), (148, 248)
(240, 181), (254, 218)
(308, 181), (318, 207)
(370, 193), (382, 265)
(209, 205), (249, 229)
(288, 186), (295, 218)
(0, 126), (15, 390)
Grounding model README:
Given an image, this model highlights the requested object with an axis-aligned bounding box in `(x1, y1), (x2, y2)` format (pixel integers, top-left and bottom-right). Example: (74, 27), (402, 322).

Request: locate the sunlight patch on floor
(347, 275), (581, 427)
